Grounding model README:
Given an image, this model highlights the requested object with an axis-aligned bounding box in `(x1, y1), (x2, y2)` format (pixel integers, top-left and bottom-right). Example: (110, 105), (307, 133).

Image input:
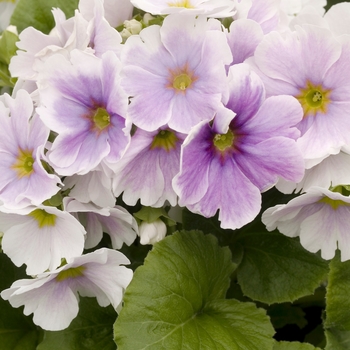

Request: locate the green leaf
(273, 341), (322, 349)
(0, 30), (18, 65)
(37, 297), (117, 350)
(10, 0), (79, 34)
(114, 230), (275, 350)
(0, 253), (42, 350)
(324, 253), (350, 350)
(234, 230), (329, 304)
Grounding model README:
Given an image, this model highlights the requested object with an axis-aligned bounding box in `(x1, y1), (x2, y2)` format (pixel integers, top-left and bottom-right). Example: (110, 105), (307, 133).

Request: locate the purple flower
(0, 90), (60, 209)
(250, 24), (350, 165)
(173, 64), (305, 229)
(121, 14), (232, 133)
(1, 248), (132, 331)
(37, 50), (130, 176)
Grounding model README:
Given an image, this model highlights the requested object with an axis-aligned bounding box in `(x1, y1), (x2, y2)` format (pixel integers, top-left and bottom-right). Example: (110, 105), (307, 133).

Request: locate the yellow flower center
(318, 197), (350, 210)
(295, 81), (331, 118)
(167, 0), (194, 8)
(213, 129), (235, 152)
(29, 209), (57, 228)
(150, 130), (178, 152)
(56, 266), (86, 282)
(92, 107), (111, 131)
(168, 63), (197, 94)
(11, 148), (34, 178)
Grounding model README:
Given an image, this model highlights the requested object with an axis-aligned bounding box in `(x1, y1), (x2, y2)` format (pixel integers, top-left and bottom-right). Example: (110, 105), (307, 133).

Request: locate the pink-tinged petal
(99, 207), (138, 249)
(225, 64), (265, 126)
(173, 123), (212, 205)
(262, 193), (323, 236)
(227, 19), (264, 65)
(254, 26), (341, 88)
(160, 15), (204, 68)
(296, 102), (350, 160)
(85, 213), (104, 249)
(324, 38), (350, 100)
(48, 131), (110, 176)
(114, 148), (164, 206)
(168, 90), (219, 134)
(4, 279), (78, 331)
(4, 90), (34, 150)
(242, 95), (303, 141)
(121, 25), (172, 77)
(123, 67), (173, 131)
(190, 157), (261, 230)
(37, 96), (90, 134)
(247, 57), (300, 97)
(300, 206), (339, 260)
(236, 137), (305, 191)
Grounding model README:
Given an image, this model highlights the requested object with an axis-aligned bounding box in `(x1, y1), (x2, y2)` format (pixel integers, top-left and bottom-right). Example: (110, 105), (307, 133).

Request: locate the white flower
(1, 248), (133, 331)
(262, 186), (350, 261)
(0, 205), (86, 275)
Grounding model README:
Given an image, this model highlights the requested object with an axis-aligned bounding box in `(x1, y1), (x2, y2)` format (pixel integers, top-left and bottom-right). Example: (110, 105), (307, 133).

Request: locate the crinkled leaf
(234, 230), (329, 304)
(114, 230), (275, 350)
(37, 297), (117, 350)
(273, 341), (322, 349)
(10, 0), (79, 34)
(324, 253), (350, 350)
(0, 253), (41, 350)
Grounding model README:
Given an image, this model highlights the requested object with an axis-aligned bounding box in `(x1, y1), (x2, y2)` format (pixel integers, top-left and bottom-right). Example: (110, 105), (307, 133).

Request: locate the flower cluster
(1, 0), (350, 331)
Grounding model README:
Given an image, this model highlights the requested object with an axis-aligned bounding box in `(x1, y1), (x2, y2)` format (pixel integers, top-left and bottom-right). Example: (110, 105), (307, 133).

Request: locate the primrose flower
(0, 89), (60, 209)
(37, 50), (130, 176)
(173, 64), (304, 229)
(129, 0), (236, 18)
(262, 186), (350, 261)
(111, 127), (185, 207)
(0, 205), (86, 275)
(121, 14), (232, 133)
(250, 24), (350, 166)
(1, 248), (133, 331)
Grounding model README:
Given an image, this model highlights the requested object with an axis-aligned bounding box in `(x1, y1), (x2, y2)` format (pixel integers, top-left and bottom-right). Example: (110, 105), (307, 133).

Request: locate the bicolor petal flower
(112, 127), (185, 207)
(250, 24), (350, 166)
(121, 14), (232, 133)
(129, 0), (236, 18)
(37, 50), (130, 176)
(0, 89), (61, 209)
(1, 248), (133, 331)
(173, 64), (304, 229)
(262, 186), (350, 261)
(64, 198), (138, 249)
(0, 205), (86, 275)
